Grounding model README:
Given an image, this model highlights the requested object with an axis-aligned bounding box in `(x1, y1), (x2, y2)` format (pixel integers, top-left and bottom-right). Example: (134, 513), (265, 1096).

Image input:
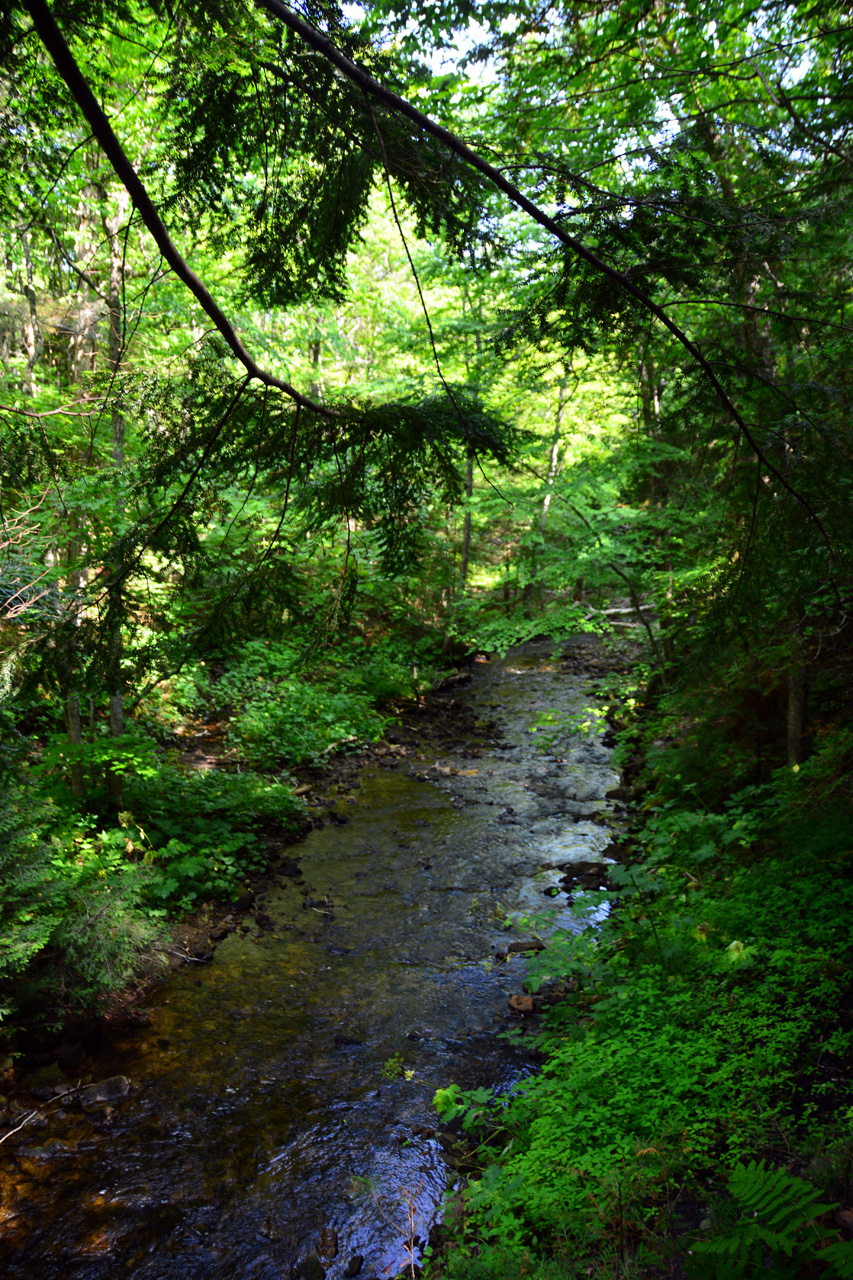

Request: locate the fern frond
(688, 1160), (842, 1280)
(821, 1240), (853, 1279)
(729, 1158), (836, 1235)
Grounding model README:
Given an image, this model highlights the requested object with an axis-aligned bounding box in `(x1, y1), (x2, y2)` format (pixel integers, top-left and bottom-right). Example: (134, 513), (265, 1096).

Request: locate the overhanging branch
(256, 0), (832, 551)
(25, 0), (332, 419)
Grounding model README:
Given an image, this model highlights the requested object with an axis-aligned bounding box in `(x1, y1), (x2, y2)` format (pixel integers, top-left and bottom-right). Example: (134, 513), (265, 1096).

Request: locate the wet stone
(343, 1256), (364, 1278)
(319, 1225), (338, 1259)
(78, 1076), (131, 1110)
(30, 1083), (69, 1102)
(27, 1064), (65, 1098)
(295, 1254), (326, 1280)
(506, 938), (545, 955)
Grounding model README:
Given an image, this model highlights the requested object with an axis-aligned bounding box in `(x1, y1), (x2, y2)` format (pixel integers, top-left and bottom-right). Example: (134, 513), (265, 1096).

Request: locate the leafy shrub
(0, 785), (161, 1036)
(445, 599), (601, 657)
(141, 636), (442, 772)
(227, 680), (385, 768)
(124, 767), (306, 910)
(327, 634), (442, 702)
(441, 1246), (580, 1280)
(210, 639), (388, 768)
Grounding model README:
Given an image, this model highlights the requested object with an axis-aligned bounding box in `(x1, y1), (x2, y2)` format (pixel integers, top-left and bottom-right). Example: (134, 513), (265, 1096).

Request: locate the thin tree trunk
(458, 450), (474, 589)
(308, 324), (322, 400)
(62, 536), (89, 802)
(104, 196), (127, 807)
(787, 626), (806, 767)
(65, 693), (85, 800)
(540, 375), (569, 539)
(21, 233), (42, 397)
(458, 301), (482, 592)
(524, 372), (571, 617)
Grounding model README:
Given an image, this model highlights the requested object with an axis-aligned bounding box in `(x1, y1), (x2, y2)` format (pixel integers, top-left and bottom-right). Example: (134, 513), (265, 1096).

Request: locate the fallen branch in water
(0, 1081), (82, 1145)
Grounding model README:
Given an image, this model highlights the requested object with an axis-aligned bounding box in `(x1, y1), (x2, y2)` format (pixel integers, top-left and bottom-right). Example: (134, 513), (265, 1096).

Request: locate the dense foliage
(434, 694), (853, 1276)
(1, 0), (852, 1271)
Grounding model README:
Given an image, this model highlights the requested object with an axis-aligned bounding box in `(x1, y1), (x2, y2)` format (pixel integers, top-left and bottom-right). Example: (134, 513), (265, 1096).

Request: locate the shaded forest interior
(2, 0), (853, 1275)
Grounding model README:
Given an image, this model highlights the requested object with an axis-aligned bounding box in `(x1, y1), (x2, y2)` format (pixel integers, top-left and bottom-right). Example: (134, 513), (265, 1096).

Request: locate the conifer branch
(25, 0), (332, 419)
(256, 0), (834, 552)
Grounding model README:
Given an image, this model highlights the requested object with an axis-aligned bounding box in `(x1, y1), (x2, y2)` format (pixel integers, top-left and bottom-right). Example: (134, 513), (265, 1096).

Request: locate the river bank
(0, 635), (636, 1280)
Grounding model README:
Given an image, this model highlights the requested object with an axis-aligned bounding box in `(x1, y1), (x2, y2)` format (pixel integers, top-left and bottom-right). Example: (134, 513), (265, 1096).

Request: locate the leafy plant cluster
(0, 782), (161, 1037)
(218, 638), (403, 767)
(157, 635), (444, 770)
(122, 767), (306, 912)
(430, 694), (853, 1278)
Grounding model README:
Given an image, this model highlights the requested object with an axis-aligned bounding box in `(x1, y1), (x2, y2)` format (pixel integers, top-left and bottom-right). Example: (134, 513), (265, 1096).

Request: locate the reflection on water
(0, 641), (622, 1279)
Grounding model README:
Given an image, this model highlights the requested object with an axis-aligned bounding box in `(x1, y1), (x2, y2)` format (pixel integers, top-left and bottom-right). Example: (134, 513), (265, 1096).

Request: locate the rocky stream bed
(0, 636), (636, 1280)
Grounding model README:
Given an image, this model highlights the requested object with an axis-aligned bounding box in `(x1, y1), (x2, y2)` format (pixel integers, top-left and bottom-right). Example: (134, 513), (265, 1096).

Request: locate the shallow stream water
(0, 639), (624, 1280)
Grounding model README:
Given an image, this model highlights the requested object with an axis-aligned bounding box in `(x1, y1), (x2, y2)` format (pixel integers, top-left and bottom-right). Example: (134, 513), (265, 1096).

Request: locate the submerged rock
(78, 1076), (131, 1110)
(319, 1225), (338, 1259)
(295, 1254), (326, 1280)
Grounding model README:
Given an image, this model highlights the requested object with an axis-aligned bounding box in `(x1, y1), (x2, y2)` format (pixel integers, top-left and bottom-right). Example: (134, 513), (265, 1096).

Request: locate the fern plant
(688, 1159), (853, 1279)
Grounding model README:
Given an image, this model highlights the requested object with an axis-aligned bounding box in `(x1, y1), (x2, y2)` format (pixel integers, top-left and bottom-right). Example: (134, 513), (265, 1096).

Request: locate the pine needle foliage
(162, 1), (491, 307)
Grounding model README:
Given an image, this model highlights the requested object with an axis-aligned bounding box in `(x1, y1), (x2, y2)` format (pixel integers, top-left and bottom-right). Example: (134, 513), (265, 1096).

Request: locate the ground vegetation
(1, 0), (852, 1272)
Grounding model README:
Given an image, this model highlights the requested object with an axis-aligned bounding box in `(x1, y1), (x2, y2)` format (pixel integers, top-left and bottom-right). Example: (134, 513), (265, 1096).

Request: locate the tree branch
(255, 0), (833, 553)
(25, 0), (332, 419)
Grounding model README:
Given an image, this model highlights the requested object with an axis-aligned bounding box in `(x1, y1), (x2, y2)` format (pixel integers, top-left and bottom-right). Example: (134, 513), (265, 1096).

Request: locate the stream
(0, 637), (628, 1280)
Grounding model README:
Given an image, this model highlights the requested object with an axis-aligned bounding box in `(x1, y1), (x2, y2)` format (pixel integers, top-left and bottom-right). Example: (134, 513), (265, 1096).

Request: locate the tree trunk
(540, 375), (569, 539)
(103, 195), (128, 808)
(458, 294), (482, 593)
(458, 450), (474, 589)
(62, 534), (88, 801)
(65, 693), (86, 800)
(787, 626), (806, 767)
(524, 371), (571, 617)
(308, 326), (322, 400)
(21, 233), (42, 397)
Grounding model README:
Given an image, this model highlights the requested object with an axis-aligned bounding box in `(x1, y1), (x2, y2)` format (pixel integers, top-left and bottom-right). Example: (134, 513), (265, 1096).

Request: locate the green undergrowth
(0, 766), (308, 1040)
(0, 782), (161, 1038)
(123, 767), (306, 911)
(0, 629), (446, 1048)
(154, 635), (445, 768)
(443, 599), (606, 657)
(430, 707), (853, 1277)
